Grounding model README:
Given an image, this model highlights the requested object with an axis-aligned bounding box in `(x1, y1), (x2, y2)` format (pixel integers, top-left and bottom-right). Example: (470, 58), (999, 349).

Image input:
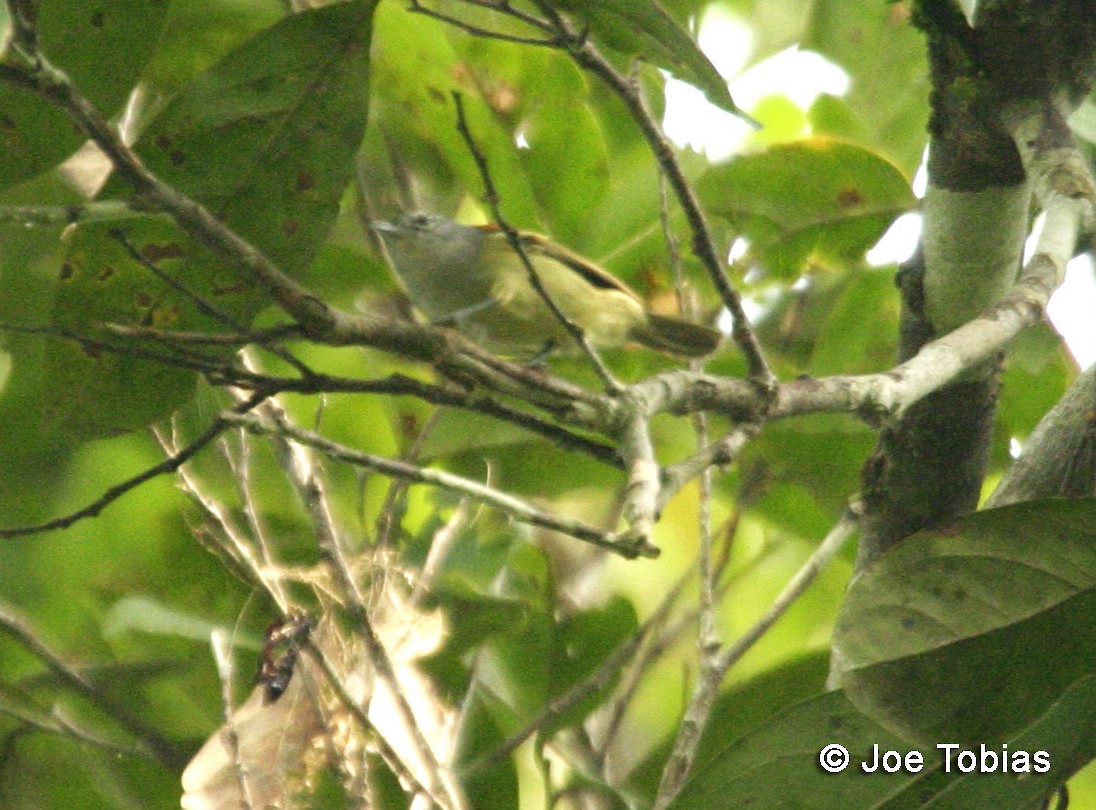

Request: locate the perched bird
(372, 212), (721, 358)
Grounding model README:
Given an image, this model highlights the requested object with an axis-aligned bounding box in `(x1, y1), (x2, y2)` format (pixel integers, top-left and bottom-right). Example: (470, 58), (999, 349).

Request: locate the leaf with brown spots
(0, 1), (170, 191)
(46, 0), (377, 439)
(120, 0), (376, 277)
(697, 138), (915, 279)
(833, 498), (1096, 747)
(46, 218), (235, 438)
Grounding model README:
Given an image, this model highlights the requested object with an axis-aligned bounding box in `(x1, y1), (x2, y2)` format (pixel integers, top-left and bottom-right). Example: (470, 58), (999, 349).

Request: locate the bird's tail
(632, 314), (721, 357)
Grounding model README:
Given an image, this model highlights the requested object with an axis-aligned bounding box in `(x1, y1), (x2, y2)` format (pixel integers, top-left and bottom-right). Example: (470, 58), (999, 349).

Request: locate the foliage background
(0, 0), (1090, 808)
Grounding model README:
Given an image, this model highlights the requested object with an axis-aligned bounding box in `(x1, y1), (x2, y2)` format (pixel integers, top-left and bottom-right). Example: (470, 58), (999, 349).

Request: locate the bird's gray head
(371, 212), (484, 271)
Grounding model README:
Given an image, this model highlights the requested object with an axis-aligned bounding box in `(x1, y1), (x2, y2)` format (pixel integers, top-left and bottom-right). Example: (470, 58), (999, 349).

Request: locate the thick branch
(856, 2), (1096, 565)
(987, 363), (1096, 505)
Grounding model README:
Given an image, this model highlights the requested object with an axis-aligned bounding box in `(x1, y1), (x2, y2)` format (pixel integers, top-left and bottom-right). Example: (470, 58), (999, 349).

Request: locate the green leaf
(140, 0), (285, 98)
(130, 0), (374, 275)
(997, 324), (1075, 448)
(665, 690), (925, 810)
(419, 574), (529, 698)
(0, 0), (171, 190)
(803, 0), (929, 175)
(425, 32), (612, 238)
(103, 594), (259, 647)
(1069, 98), (1096, 146)
(747, 413), (876, 516)
(431, 577), (530, 657)
(543, 596), (637, 735)
(807, 93), (870, 144)
(709, 0), (810, 69)
(808, 269), (899, 375)
(0, 214), (78, 523)
(479, 543), (555, 719)
(889, 674), (1096, 809)
(667, 676), (1096, 810)
(44, 217), (252, 438)
(697, 138), (916, 278)
(546, 0), (751, 121)
(628, 653), (831, 803)
(452, 688), (520, 810)
(45, 0), (375, 438)
(832, 498), (1096, 747)
(420, 411), (538, 460)
(366, 752), (412, 810)
(518, 67), (611, 241)
(366, 4), (538, 226)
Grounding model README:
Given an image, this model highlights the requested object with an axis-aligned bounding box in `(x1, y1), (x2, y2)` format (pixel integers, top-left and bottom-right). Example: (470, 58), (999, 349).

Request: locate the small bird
(372, 213), (721, 358)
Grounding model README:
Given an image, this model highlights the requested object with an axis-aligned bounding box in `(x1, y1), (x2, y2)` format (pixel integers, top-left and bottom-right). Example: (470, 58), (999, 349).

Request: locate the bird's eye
(410, 213), (431, 231)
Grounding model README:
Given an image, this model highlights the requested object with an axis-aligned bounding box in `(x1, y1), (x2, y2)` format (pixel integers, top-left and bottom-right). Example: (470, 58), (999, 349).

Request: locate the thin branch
(715, 506), (858, 673)
(4, 0), (38, 57)
(230, 353), (295, 608)
(15, 317), (626, 464)
(409, 1), (558, 46)
(459, 629), (646, 778)
(652, 505), (860, 809)
(0, 200), (154, 227)
(3, 313), (623, 467)
(61, 712), (157, 758)
(222, 411), (659, 559)
(526, 1), (774, 388)
(152, 422), (276, 602)
(692, 458), (720, 800)
(412, 492), (474, 603)
(376, 408), (444, 549)
(108, 229), (249, 333)
(0, 391), (269, 539)
(553, 494), (759, 772)
(450, 0), (556, 33)
(210, 629), (259, 810)
(596, 518), (771, 768)
(0, 695), (153, 761)
(615, 403), (661, 550)
(109, 229), (316, 379)
(245, 396), (463, 810)
(0, 320), (238, 377)
(102, 322), (304, 346)
(591, 589), (685, 766)
(299, 640), (434, 804)
(210, 367), (623, 467)
(0, 600), (186, 769)
(450, 91), (623, 393)
(658, 424), (760, 512)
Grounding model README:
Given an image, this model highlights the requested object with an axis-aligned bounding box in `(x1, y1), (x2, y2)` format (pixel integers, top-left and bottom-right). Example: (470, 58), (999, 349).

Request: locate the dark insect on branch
(257, 612), (315, 704)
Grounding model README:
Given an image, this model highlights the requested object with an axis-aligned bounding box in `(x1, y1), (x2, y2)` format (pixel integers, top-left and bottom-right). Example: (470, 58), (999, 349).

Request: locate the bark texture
(857, 0), (1096, 565)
